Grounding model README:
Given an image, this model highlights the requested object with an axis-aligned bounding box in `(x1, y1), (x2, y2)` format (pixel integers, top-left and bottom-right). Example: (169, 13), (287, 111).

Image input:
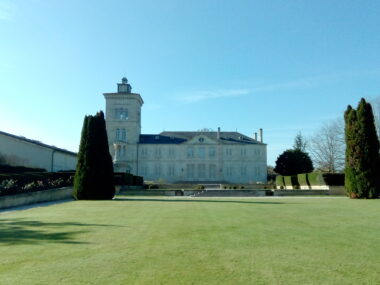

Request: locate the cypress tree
(73, 111), (115, 200)
(344, 98), (380, 199)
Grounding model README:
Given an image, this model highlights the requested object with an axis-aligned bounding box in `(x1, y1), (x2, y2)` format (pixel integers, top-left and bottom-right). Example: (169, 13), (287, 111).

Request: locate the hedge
(276, 176), (285, 187)
(284, 175), (299, 188)
(322, 173), (345, 186)
(297, 173), (310, 187)
(308, 172), (326, 186)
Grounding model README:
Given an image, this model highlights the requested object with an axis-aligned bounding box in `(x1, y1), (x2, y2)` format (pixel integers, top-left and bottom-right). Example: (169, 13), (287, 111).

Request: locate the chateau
(104, 78), (267, 183)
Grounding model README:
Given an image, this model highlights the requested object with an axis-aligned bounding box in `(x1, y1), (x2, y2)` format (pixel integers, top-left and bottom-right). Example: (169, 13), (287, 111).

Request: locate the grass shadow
(0, 218), (121, 245)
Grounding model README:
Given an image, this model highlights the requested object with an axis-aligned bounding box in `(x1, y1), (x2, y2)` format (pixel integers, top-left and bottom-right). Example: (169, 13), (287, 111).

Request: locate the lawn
(0, 197), (379, 284)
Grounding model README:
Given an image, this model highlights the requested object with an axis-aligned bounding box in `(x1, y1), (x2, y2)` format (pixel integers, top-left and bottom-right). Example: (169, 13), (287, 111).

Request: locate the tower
(103, 77), (143, 173)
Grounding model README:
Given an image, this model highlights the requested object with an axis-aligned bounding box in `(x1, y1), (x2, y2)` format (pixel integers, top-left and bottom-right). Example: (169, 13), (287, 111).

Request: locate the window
(115, 108), (128, 120)
(209, 164), (216, 178)
(186, 164), (195, 178)
(197, 164), (206, 178)
(209, 147), (216, 158)
(187, 147), (194, 158)
(255, 167), (261, 178)
(168, 147), (175, 158)
(198, 137), (204, 143)
(240, 166), (247, 176)
(168, 165), (175, 176)
(116, 128), (120, 140)
(198, 147), (205, 158)
(140, 165), (148, 176)
(155, 165), (161, 176)
(121, 129), (126, 141)
(155, 148), (162, 158)
(141, 148), (148, 157)
(226, 166), (233, 176)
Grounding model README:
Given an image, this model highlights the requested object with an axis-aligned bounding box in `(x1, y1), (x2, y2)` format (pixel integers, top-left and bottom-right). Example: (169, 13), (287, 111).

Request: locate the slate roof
(139, 131), (264, 145)
(0, 130), (77, 156)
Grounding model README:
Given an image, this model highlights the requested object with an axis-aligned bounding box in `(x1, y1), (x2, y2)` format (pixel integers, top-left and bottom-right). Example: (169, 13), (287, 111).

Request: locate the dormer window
(198, 137), (204, 143)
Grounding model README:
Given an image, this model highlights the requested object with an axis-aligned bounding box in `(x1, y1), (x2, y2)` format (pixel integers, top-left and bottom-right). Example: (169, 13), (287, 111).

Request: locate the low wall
(0, 187), (73, 210)
(273, 190), (330, 196)
(121, 188), (346, 197)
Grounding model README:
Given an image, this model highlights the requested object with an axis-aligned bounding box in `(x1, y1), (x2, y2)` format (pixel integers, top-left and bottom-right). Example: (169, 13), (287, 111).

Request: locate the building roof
(139, 131), (265, 145)
(0, 130), (77, 156)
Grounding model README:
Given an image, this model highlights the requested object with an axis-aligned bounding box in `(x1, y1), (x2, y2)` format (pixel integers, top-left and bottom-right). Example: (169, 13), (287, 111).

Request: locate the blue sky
(1, 0), (379, 165)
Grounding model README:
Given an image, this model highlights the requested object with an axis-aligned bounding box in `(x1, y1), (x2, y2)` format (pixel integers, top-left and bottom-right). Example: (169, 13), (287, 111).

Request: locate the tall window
(168, 147), (175, 158)
(209, 164), (216, 178)
(155, 148), (162, 158)
(155, 164), (161, 176)
(197, 164), (206, 178)
(186, 164), (195, 178)
(198, 147), (205, 158)
(121, 129), (126, 141)
(116, 128), (120, 140)
(226, 166), (233, 176)
(168, 165), (175, 176)
(209, 147), (216, 158)
(187, 147), (194, 158)
(240, 166), (247, 176)
(141, 148), (148, 157)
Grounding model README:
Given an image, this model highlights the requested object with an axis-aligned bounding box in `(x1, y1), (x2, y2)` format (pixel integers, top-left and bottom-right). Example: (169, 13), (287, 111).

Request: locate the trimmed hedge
(297, 173), (310, 187)
(276, 176), (285, 187)
(284, 175), (299, 188)
(322, 173), (345, 186)
(308, 172), (326, 186)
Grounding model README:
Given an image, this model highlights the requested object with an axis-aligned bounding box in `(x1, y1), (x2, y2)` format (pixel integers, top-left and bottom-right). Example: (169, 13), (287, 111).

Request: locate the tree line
(274, 97), (380, 199)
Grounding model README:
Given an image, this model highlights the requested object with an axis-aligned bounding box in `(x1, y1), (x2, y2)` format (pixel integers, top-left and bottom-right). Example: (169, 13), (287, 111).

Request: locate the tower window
(115, 108), (128, 120)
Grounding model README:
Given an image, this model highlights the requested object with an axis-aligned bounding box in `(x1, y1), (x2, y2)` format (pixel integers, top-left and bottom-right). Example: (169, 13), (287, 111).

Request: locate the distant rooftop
(139, 131), (264, 145)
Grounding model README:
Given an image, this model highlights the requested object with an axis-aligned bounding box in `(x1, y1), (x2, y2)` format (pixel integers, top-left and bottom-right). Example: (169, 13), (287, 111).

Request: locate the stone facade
(104, 78), (267, 183)
(0, 131), (77, 171)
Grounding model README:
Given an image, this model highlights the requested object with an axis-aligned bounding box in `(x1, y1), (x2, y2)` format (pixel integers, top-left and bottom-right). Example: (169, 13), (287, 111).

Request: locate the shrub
(196, 185), (205, 190)
(73, 112), (115, 200)
(149, 184), (159, 189)
(274, 149), (314, 175)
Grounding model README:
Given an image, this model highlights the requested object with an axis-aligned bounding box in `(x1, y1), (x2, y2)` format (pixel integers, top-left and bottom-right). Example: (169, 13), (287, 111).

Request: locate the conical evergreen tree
(344, 98), (380, 199)
(73, 111), (115, 200)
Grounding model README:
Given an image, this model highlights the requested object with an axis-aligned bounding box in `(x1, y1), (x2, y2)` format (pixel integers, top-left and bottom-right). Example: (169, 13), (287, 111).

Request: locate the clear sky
(1, 0), (379, 165)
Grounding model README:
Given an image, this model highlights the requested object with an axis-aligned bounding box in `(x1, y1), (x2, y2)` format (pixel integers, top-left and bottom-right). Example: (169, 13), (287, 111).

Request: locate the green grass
(1, 197), (380, 284)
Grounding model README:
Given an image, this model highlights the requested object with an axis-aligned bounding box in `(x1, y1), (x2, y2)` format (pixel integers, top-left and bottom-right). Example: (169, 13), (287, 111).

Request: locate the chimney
(259, 128), (263, 143)
(217, 127), (221, 139)
(254, 132), (257, 141)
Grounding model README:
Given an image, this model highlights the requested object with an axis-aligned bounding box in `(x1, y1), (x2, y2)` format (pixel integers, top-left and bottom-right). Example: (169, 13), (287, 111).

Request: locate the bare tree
(308, 118), (345, 173)
(293, 132), (307, 152)
(369, 96), (380, 136)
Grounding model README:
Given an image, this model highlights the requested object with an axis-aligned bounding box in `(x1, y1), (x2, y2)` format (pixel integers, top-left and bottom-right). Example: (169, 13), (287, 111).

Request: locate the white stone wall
(137, 143), (267, 184)
(0, 133), (77, 171)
